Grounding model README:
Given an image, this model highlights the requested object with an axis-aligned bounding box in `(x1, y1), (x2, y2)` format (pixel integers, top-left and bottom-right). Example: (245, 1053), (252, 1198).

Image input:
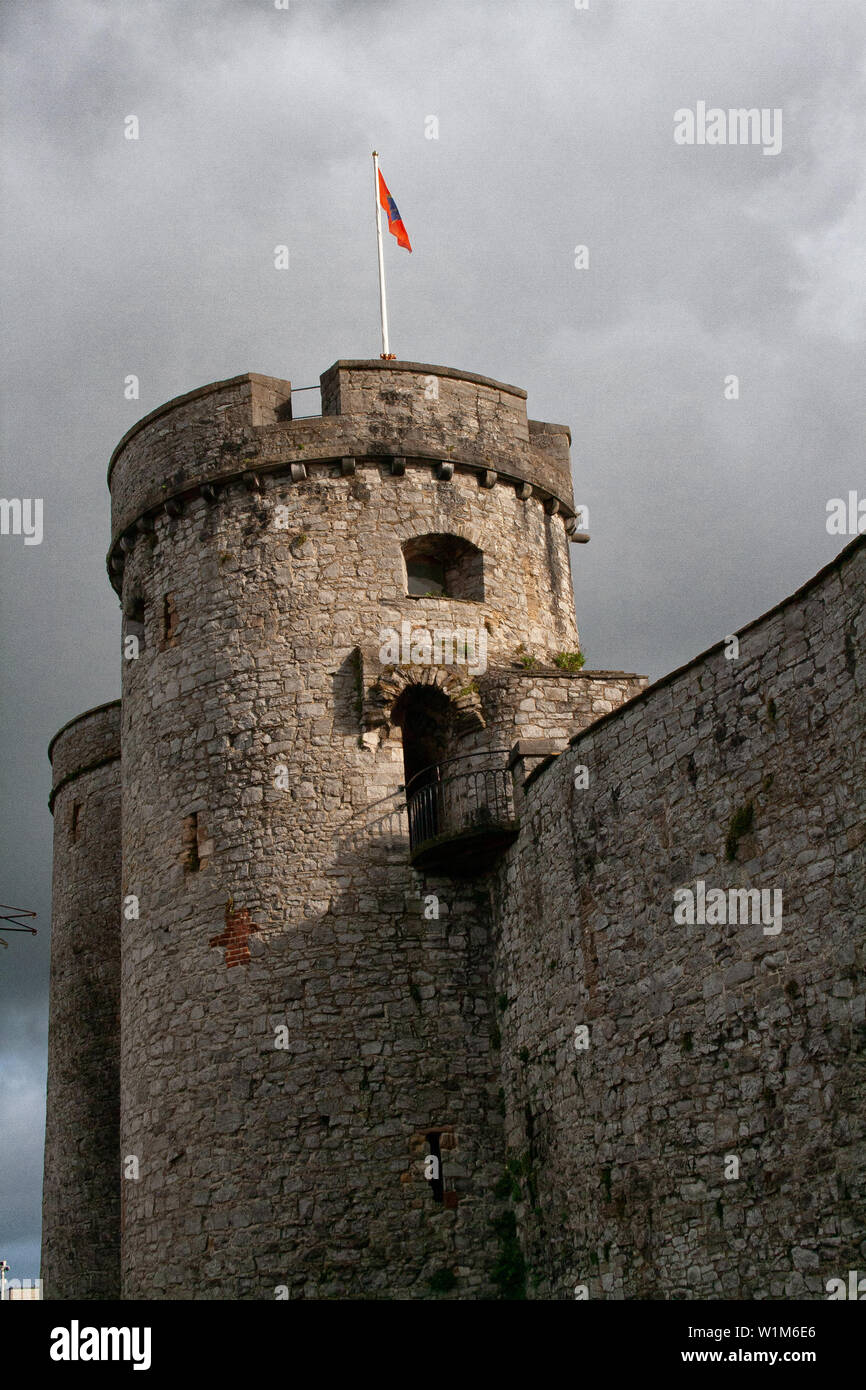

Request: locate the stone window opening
(182, 812), (211, 874)
(402, 534), (484, 601)
(70, 801), (81, 843)
(161, 593), (179, 647)
(426, 1131), (445, 1203)
(123, 592), (146, 653)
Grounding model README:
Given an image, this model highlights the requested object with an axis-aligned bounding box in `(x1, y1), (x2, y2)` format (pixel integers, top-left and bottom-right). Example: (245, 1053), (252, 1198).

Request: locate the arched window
(402, 534), (484, 601)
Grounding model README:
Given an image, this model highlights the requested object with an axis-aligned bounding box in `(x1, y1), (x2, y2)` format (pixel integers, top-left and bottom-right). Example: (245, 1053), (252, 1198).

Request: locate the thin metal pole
(372, 151), (390, 358)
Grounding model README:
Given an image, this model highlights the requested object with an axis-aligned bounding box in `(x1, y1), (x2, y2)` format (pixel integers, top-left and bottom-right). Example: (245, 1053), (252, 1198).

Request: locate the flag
(377, 170), (412, 252)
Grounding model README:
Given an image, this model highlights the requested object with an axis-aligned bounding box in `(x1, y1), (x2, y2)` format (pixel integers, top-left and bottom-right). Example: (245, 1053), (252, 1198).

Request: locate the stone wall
(492, 534), (866, 1299)
(480, 669), (648, 746)
(42, 702), (122, 1300)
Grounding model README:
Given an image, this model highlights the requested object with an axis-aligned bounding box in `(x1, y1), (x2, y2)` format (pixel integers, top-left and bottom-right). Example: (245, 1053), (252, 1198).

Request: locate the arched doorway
(392, 684), (455, 843)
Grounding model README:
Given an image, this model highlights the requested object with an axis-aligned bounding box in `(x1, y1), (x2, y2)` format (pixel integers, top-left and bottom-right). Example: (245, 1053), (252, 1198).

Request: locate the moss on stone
(553, 649), (586, 672)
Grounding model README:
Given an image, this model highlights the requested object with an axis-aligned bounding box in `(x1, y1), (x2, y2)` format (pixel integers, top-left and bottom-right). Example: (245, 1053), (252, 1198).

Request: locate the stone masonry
(41, 358), (864, 1299)
(494, 536), (865, 1298)
(43, 701), (122, 1299)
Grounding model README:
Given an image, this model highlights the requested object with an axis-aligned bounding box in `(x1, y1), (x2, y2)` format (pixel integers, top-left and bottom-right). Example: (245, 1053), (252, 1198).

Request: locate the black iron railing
(405, 751), (516, 855)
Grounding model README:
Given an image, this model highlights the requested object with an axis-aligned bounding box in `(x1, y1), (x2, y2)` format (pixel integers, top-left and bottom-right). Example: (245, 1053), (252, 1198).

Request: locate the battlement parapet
(107, 362), (576, 590)
(48, 699), (121, 812)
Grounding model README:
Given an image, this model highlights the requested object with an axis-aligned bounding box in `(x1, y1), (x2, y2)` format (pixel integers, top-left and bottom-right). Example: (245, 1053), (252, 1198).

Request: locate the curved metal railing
(405, 750), (516, 853)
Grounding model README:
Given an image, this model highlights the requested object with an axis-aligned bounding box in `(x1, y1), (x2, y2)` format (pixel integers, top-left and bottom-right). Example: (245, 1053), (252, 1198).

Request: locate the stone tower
(43, 358), (645, 1299)
(42, 701), (122, 1299)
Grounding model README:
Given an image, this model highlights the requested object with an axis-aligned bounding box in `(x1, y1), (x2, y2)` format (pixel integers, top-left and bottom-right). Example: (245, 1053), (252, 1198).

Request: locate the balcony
(405, 751), (519, 875)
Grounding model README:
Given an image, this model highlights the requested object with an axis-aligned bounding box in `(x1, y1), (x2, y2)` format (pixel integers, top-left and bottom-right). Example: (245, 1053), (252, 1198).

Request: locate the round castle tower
(104, 359), (610, 1298)
(42, 701), (122, 1300)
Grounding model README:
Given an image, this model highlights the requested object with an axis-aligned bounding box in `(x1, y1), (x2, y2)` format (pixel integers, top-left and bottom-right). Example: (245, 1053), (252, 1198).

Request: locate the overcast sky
(1, 0), (864, 1286)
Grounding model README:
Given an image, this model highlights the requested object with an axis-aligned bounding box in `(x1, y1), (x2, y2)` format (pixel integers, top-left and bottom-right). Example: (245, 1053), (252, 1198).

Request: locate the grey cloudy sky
(1, 0), (864, 1283)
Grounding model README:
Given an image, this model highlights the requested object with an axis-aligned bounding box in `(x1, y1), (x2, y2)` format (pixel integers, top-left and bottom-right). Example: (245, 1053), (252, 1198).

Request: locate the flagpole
(372, 151), (392, 358)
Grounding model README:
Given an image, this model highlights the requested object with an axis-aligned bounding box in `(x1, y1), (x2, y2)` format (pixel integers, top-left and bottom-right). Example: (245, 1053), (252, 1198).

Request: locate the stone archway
(363, 662), (485, 736)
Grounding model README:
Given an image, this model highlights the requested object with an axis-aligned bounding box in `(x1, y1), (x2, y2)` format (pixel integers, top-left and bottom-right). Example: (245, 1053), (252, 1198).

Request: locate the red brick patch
(209, 905), (258, 968)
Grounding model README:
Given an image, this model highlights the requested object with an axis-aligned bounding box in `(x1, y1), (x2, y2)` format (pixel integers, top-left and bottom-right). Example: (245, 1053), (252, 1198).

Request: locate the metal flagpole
(372, 151), (393, 358)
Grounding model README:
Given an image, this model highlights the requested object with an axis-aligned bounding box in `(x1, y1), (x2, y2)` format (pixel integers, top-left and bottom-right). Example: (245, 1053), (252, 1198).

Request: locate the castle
(41, 359), (864, 1299)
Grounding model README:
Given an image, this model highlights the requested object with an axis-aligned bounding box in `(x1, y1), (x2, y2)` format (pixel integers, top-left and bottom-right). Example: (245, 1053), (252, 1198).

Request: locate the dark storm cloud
(1, 0), (864, 1281)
